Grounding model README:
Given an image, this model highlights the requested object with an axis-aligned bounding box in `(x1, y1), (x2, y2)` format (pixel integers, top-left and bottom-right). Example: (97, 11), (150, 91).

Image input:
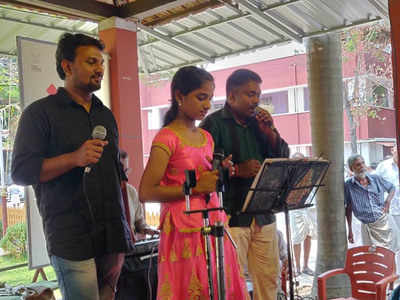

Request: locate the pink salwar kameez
(152, 127), (249, 300)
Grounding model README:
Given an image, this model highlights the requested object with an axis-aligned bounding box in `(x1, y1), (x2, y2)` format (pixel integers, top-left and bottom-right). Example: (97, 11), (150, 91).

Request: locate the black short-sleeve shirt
(12, 88), (133, 260)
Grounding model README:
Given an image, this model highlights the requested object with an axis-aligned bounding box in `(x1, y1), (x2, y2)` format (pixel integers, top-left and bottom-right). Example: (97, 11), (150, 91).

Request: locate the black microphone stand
(183, 169), (235, 300)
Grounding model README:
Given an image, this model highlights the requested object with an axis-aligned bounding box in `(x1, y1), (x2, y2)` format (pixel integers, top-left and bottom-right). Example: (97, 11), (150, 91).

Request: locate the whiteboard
(17, 36), (110, 269)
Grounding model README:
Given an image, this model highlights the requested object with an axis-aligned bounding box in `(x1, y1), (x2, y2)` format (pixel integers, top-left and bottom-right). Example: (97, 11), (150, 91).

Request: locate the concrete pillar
(98, 17), (144, 188)
(305, 33), (349, 297)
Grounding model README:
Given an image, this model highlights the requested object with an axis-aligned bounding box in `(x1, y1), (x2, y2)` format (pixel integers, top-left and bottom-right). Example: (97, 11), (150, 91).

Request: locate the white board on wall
(16, 36), (110, 269)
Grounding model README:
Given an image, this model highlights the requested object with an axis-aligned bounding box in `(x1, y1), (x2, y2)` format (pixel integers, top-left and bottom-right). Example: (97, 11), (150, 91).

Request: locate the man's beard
(355, 170), (367, 179)
(87, 81), (101, 93)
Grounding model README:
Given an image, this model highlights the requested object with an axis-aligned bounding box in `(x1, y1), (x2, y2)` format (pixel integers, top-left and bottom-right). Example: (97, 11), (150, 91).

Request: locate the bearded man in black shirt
(12, 33), (133, 300)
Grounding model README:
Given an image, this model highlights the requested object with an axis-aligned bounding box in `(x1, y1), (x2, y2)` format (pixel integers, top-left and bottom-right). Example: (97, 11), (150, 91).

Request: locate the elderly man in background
(345, 154), (395, 248)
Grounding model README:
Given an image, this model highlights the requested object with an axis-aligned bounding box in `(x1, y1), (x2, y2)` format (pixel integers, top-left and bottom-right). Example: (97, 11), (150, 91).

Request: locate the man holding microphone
(12, 33), (132, 300)
(201, 69), (289, 300)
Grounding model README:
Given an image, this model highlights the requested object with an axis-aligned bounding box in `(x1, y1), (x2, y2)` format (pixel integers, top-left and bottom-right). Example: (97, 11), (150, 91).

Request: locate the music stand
(241, 158), (330, 300)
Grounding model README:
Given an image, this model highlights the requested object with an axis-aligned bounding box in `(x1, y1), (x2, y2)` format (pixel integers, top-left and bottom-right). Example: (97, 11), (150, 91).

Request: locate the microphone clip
(184, 170), (196, 211)
(183, 170), (196, 195)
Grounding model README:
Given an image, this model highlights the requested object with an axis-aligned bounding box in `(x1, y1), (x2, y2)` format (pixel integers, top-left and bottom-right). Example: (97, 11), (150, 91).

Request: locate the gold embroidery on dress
(165, 126), (207, 148)
(196, 244), (203, 257)
(179, 227), (202, 233)
(188, 268), (205, 300)
(226, 264), (232, 292)
(152, 142), (171, 157)
(160, 255), (166, 263)
(182, 238), (192, 259)
(163, 212), (172, 235)
(159, 273), (172, 300)
(170, 248), (178, 262)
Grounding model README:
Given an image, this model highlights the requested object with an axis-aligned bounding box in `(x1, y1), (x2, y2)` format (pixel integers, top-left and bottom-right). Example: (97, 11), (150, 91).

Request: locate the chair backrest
(344, 246), (395, 300)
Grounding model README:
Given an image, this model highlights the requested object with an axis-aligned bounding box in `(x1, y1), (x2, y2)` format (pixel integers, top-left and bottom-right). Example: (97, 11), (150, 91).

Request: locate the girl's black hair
(163, 66), (214, 126)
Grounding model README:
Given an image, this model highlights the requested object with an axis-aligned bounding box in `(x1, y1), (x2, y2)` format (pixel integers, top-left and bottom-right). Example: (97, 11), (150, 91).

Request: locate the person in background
(119, 149), (158, 240)
(289, 152), (316, 277)
(376, 146), (400, 270)
(139, 66), (249, 300)
(200, 69), (289, 300)
(11, 33), (132, 300)
(345, 154), (395, 248)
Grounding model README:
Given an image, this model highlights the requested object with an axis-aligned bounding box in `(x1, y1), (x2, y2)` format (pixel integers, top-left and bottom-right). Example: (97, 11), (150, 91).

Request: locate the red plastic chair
(318, 245), (398, 300)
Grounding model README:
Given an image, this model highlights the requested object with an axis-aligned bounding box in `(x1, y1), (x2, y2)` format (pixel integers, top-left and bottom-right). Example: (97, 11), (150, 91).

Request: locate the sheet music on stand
(242, 158), (330, 215)
(240, 157), (329, 300)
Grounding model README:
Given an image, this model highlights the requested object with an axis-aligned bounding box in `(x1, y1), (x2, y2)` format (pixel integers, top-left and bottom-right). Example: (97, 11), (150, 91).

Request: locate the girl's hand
(193, 170), (219, 194)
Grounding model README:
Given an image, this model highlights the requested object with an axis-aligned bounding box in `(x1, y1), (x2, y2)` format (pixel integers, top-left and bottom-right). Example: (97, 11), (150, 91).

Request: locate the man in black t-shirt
(12, 33), (133, 300)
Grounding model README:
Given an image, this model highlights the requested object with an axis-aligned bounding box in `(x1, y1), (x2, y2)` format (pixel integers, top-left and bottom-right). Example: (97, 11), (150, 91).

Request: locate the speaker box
(116, 255), (158, 300)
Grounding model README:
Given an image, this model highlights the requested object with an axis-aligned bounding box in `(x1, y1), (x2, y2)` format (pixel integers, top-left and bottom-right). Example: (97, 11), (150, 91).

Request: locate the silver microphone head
(92, 125), (107, 140)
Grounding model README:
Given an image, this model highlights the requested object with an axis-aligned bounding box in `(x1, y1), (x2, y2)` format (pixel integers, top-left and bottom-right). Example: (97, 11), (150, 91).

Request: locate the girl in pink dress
(139, 66), (249, 300)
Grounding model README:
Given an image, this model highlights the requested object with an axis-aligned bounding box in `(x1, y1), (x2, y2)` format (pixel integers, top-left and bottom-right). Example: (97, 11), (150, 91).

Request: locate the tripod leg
(204, 231), (215, 300)
(285, 207), (296, 300)
(215, 221), (226, 300)
(224, 228), (237, 249)
(202, 214), (216, 300)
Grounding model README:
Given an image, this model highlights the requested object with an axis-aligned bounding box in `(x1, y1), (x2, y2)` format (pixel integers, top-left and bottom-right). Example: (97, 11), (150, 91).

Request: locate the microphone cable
(81, 125), (107, 251)
(82, 171), (97, 226)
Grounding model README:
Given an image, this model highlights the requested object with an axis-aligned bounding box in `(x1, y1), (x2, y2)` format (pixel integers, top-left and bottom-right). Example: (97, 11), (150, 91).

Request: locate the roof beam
(139, 0), (302, 48)
(137, 23), (214, 63)
(119, 0), (194, 19)
(236, 0), (302, 43)
(305, 16), (382, 39)
(0, 14), (97, 36)
(2, 0), (116, 20)
(146, 38), (292, 74)
(137, 0), (221, 26)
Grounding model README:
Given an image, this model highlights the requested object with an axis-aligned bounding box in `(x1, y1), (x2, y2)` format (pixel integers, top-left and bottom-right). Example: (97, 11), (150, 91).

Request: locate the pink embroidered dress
(152, 126), (248, 300)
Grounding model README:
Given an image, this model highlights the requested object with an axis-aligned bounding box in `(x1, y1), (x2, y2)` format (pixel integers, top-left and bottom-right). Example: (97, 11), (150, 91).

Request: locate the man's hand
(348, 230), (354, 244)
(73, 139), (108, 167)
(255, 107), (276, 136)
(384, 203), (390, 214)
(221, 154), (235, 177)
(236, 160), (261, 178)
(141, 228), (159, 237)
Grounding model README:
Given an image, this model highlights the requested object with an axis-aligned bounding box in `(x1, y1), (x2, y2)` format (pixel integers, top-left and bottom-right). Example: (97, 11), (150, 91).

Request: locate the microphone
(206, 149), (225, 203)
(255, 106), (273, 127)
(84, 125), (107, 174)
(212, 149), (225, 171)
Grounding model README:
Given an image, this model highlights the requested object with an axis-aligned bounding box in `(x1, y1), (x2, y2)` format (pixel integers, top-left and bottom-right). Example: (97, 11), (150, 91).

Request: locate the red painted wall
(139, 53), (395, 157)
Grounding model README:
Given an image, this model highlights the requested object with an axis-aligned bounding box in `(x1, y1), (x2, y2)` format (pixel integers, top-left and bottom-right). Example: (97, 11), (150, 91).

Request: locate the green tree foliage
(0, 223), (26, 258)
(341, 23), (392, 154)
(0, 56), (19, 102)
(0, 55), (21, 184)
